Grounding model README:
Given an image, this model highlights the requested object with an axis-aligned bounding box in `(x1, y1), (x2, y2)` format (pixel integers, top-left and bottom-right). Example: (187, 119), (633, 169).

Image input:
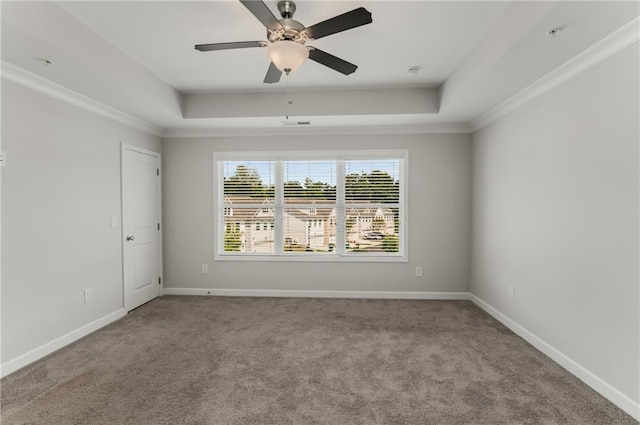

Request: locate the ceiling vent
(281, 120), (311, 126)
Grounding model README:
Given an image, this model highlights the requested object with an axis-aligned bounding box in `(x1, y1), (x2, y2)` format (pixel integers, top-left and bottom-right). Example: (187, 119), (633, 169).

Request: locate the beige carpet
(1, 296), (637, 424)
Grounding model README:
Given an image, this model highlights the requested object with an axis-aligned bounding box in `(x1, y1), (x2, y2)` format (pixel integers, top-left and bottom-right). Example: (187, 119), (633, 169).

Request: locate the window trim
(213, 150), (408, 262)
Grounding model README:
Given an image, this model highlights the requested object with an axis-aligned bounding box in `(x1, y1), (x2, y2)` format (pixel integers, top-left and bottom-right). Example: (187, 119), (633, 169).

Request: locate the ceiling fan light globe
(266, 40), (308, 73)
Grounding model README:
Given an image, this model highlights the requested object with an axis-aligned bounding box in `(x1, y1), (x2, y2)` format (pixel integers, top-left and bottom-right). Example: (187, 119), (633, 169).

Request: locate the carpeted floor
(1, 296), (637, 424)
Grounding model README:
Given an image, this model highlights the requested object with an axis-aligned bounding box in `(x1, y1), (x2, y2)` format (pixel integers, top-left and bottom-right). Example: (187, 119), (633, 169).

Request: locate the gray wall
(162, 134), (472, 293)
(1, 81), (162, 363)
(471, 43), (639, 402)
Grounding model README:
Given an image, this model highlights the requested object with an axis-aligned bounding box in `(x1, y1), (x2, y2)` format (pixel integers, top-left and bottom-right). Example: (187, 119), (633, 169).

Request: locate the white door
(122, 144), (162, 311)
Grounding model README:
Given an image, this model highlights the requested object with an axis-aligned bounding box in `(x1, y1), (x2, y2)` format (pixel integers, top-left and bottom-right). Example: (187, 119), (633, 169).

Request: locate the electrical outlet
(202, 264), (209, 274)
(84, 289), (92, 303)
(110, 215), (118, 227)
(508, 286), (515, 300)
(415, 267), (423, 277)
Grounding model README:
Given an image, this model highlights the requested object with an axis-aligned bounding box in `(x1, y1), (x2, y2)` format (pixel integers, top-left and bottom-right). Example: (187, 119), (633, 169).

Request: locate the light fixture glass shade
(266, 41), (309, 73)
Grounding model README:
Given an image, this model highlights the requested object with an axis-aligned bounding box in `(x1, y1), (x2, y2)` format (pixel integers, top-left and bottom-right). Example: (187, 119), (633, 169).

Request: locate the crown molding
(471, 17), (640, 132)
(1, 61), (468, 138)
(163, 122), (471, 139)
(1, 61), (163, 137)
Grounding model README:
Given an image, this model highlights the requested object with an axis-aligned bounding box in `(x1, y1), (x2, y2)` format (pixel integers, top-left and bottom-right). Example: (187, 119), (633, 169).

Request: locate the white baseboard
(162, 287), (471, 300)
(0, 309), (127, 378)
(468, 294), (640, 422)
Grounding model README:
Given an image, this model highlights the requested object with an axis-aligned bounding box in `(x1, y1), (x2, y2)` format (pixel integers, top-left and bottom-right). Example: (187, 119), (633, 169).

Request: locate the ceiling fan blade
(308, 48), (357, 75)
(302, 7), (372, 40)
(195, 41), (266, 52)
(264, 62), (283, 84)
(239, 0), (284, 32)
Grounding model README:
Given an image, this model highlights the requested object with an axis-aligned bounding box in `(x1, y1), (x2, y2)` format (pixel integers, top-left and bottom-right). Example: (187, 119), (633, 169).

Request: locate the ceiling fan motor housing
(268, 1), (306, 43)
(269, 18), (305, 43)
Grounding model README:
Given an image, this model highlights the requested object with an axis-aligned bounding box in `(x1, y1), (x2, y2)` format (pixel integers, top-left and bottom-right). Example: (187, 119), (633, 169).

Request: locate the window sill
(214, 253), (408, 263)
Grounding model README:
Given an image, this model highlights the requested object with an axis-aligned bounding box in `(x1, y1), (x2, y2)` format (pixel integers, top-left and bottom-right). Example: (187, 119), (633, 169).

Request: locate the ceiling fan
(195, 0), (372, 83)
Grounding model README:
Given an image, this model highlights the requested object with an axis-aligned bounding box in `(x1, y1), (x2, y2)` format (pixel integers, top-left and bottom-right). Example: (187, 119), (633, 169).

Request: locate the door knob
(126, 235), (135, 241)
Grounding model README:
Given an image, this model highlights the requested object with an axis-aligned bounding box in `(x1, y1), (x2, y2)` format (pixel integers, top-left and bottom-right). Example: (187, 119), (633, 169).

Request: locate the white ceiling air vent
(280, 120), (311, 126)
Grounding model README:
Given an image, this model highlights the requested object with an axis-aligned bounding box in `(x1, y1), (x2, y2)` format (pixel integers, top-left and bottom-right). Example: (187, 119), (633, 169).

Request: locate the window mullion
(274, 160), (284, 254)
(215, 160), (223, 255)
(336, 159), (345, 255)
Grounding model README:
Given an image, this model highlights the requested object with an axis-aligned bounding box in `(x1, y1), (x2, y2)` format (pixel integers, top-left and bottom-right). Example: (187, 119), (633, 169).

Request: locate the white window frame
(213, 150), (408, 262)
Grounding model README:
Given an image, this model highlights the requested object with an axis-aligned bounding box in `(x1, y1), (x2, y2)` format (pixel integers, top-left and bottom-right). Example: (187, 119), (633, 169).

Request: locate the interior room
(1, 1), (638, 423)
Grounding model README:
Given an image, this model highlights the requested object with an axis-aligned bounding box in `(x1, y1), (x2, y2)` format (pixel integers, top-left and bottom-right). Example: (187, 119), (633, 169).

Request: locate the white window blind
(344, 159), (400, 253)
(222, 161), (275, 253)
(284, 161), (336, 253)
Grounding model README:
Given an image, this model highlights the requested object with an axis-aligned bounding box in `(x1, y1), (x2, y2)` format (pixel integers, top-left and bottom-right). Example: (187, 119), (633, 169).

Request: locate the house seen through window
(216, 151), (406, 260)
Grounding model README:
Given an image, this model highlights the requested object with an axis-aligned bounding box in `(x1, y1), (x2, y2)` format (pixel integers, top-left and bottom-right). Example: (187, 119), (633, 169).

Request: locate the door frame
(120, 143), (163, 310)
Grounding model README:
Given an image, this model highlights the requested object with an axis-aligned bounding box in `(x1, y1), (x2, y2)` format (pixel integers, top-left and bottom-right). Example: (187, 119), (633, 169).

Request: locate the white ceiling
(2, 1), (638, 134)
(57, 1), (506, 93)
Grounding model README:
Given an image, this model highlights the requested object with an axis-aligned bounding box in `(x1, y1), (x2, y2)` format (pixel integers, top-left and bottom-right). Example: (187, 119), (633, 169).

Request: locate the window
(215, 151), (407, 261)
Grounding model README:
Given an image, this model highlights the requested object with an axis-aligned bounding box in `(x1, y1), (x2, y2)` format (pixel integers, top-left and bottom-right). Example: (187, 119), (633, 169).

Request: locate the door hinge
(157, 168), (160, 176)
(158, 277), (161, 285)
(157, 223), (160, 231)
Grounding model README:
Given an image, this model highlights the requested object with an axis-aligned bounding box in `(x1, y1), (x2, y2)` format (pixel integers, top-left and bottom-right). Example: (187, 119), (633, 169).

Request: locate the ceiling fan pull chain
(285, 72), (293, 120)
